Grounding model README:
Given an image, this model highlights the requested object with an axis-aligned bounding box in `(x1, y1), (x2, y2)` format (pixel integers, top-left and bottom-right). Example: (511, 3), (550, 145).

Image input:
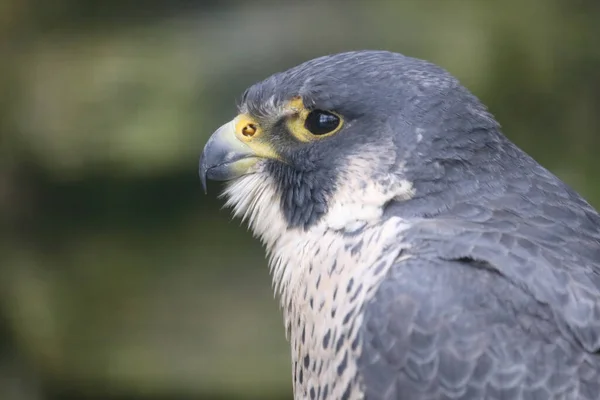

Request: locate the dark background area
(1, 0), (599, 399)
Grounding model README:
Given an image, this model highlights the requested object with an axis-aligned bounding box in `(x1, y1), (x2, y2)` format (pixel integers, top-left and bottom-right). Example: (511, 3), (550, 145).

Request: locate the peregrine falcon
(199, 50), (600, 399)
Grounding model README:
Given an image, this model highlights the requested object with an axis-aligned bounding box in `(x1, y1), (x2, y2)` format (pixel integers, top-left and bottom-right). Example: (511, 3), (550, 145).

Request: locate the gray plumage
(199, 50), (600, 399)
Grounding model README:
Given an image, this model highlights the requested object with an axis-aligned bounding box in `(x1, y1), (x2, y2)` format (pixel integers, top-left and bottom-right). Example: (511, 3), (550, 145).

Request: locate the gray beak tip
(199, 157), (208, 194)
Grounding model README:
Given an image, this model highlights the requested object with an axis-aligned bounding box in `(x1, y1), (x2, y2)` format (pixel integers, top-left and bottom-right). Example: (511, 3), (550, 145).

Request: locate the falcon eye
(284, 99), (343, 142)
(304, 110), (341, 136)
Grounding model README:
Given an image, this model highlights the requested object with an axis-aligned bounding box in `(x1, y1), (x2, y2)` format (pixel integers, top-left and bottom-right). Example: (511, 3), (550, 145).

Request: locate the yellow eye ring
(283, 97), (343, 142)
(286, 110), (343, 143)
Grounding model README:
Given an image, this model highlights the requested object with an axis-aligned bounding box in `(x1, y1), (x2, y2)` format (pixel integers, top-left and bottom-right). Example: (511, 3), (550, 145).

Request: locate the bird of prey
(199, 50), (600, 399)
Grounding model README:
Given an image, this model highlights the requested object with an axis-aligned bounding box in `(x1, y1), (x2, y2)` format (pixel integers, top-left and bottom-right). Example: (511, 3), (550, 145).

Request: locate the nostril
(242, 124), (257, 137)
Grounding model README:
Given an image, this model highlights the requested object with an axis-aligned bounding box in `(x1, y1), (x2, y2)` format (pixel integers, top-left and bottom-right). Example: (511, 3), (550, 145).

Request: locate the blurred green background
(1, 0), (599, 399)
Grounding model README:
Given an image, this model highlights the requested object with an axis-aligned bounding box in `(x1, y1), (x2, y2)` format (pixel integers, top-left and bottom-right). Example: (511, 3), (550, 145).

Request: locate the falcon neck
(384, 133), (537, 220)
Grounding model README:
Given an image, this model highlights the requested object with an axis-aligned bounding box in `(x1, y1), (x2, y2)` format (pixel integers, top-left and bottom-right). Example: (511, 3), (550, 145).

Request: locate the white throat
(222, 171), (414, 307)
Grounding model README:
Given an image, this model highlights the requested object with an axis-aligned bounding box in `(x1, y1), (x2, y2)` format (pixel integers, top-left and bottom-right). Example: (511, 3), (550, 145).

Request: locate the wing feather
(359, 254), (600, 399)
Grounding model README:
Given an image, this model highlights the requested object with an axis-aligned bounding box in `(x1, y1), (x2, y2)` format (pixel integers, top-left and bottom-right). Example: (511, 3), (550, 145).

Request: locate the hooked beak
(199, 119), (260, 193)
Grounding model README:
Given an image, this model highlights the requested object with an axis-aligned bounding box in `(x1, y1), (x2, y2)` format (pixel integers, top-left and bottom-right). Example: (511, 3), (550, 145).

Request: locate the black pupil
(305, 110), (339, 135)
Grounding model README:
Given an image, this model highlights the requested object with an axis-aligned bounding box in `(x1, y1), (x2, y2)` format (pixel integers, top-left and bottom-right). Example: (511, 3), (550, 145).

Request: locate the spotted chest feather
(223, 172), (414, 400)
(275, 221), (410, 400)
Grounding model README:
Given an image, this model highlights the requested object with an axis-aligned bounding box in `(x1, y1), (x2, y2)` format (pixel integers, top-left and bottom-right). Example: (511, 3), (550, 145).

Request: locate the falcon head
(199, 50), (505, 247)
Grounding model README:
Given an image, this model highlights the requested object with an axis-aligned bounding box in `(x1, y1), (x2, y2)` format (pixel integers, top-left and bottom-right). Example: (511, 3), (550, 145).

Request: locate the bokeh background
(1, 0), (599, 399)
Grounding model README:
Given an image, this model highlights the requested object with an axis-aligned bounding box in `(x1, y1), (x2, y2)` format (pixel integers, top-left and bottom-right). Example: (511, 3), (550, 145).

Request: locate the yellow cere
(232, 113), (280, 161)
(235, 114), (261, 141)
